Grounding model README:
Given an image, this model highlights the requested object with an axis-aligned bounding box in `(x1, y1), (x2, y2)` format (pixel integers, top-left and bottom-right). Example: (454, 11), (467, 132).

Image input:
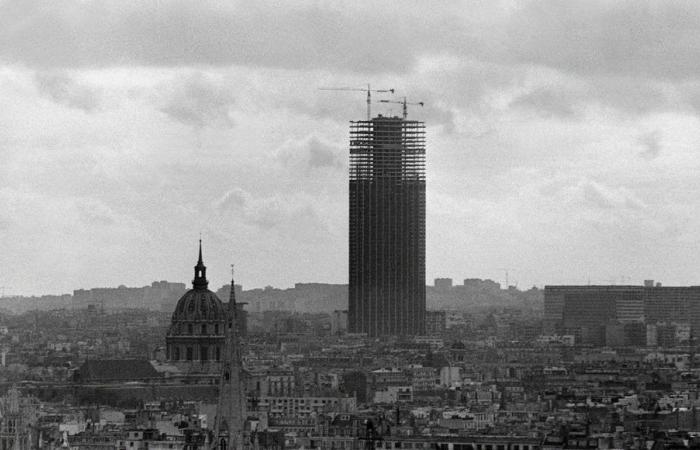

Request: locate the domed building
(166, 241), (227, 374)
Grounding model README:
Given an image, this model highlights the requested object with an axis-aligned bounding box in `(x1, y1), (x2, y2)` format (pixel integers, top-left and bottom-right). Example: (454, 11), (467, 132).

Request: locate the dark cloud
(34, 72), (100, 112)
(160, 73), (234, 128)
(505, 1), (700, 81)
(5, 1), (700, 87)
(0, 0), (467, 73)
(10, 0), (699, 122)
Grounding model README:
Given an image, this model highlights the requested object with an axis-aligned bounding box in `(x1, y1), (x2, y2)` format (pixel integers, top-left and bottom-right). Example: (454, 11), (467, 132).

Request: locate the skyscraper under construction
(348, 114), (426, 336)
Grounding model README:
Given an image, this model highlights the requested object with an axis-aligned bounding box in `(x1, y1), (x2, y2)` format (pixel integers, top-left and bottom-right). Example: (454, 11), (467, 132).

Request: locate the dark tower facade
(348, 114), (426, 336)
(212, 267), (247, 450)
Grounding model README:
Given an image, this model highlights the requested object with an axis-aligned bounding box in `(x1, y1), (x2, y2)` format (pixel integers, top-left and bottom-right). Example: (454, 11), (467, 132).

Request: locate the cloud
(0, 0), (464, 73)
(638, 130), (662, 160)
(77, 198), (119, 226)
(579, 181), (646, 211)
(215, 188), (247, 213)
(8, 0), (700, 123)
(5, 0), (700, 92)
(308, 139), (342, 168)
(214, 187), (326, 232)
(159, 73), (234, 128)
(504, 1), (700, 82)
(276, 136), (344, 171)
(34, 71), (101, 112)
(509, 88), (577, 118)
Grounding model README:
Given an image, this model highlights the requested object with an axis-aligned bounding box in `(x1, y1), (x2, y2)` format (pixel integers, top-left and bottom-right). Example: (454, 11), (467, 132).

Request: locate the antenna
(319, 84), (395, 120)
(495, 268), (514, 288)
(379, 96), (424, 119)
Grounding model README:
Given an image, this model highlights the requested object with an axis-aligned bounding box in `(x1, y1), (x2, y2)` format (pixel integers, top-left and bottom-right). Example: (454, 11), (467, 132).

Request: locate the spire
(198, 238), (203, 265)
(229, 264), (237, 308)
(193, 239), (208, 290)
(228, 264), (239, 346)
(227, 264), (240, 354)
(211, 262), (247, 449)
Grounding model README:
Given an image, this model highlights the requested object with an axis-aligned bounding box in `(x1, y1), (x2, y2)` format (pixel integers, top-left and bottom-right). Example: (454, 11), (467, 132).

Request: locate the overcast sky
(4, 0), (700, 295)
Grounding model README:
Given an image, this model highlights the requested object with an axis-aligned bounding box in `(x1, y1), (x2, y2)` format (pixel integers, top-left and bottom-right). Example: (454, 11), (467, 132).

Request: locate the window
(186, 347), (193, 361)
(201, 324), (207, 335)
(188, 324), (193, 335)
(201, 346), (208, 361)
(173, 347), (180, 360)
(215, 324), (219, 334)
(216, 347), (221, 361)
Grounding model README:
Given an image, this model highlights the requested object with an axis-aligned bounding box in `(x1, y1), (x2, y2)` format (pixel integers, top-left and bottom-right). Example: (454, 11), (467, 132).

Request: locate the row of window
(171, 346), (221, 361)
(429, 444), (536, 450)
(178, 323), (222, 335)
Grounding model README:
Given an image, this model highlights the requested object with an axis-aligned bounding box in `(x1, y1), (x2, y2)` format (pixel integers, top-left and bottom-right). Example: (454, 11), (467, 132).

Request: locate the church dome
(168, 239), (228, 326)
(172, 289), (226, 322)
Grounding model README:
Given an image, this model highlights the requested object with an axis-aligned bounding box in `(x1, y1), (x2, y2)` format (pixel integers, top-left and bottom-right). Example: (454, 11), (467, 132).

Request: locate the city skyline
(5, 1), (700, 295)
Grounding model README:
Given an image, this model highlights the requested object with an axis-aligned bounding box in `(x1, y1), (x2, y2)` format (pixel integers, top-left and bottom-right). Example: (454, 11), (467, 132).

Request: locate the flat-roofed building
(544, 284), (700, 346)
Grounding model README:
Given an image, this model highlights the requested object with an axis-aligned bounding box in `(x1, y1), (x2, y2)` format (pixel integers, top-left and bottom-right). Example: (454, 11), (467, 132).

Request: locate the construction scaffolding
(348, 115), (426, 336)
(349, 117), (426, 182)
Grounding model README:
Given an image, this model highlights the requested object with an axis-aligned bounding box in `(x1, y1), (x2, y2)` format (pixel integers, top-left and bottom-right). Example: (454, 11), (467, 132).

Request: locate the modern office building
(544, 283), (700, 346)
(348, 114), (426, 336)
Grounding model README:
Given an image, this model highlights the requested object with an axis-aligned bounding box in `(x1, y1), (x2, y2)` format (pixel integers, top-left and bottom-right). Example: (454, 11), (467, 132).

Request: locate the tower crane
(379, 97), (424, 119)
(319, 84), (394, 121)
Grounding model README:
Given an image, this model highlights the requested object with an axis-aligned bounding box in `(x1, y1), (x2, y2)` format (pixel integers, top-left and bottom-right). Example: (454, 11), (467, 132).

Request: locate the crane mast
(319, 84), (395, 120)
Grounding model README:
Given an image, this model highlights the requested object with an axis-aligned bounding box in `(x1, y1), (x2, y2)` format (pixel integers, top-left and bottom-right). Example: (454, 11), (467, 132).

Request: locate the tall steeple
(193, 239), (208, 290)
(212, 264), (247, 450)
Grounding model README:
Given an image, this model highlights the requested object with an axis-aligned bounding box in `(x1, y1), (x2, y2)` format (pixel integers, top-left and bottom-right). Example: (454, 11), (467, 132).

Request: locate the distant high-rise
(348, 114), (426, 336)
